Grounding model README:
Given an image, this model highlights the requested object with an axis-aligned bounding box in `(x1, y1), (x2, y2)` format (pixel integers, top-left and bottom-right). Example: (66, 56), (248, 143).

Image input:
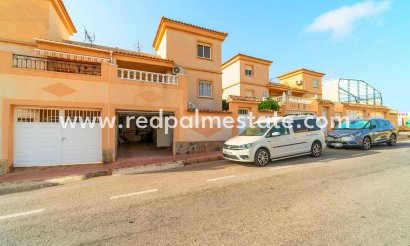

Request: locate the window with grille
(197, 43), (211, 59)
(64, 109), (101, 123)
(16, 108), (60, 123)
(198, 81), (212, 97)
(238, 108), (249, 115)
(245, 90), (254, 97)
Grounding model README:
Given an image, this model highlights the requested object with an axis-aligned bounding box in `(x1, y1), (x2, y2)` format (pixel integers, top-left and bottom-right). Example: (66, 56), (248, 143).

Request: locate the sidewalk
(0, 151), (223, 193)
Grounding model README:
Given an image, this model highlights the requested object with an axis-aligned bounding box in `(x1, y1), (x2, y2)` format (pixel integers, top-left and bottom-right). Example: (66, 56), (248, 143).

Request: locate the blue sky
(64, 0), (409, 112)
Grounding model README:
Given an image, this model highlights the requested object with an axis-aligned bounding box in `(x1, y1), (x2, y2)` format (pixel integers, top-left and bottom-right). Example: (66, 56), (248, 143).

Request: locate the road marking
(206, 175), (236, 182)
(0, 209), (44, 220)
(270, 166), (292, 171)
(110, 189), (158, 200)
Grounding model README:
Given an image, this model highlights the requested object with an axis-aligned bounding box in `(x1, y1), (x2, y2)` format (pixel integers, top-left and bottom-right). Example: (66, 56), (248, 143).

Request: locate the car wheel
(310, 141), (322, 157)
(387, 133), (397, 146)
(362, 136), (371, 150)
(254, 148), (270, 166)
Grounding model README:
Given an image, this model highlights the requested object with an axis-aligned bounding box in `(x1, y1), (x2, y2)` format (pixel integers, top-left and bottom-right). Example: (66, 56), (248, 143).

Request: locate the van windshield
(239, 123), (271, 136)
(336, 120), (369, 129)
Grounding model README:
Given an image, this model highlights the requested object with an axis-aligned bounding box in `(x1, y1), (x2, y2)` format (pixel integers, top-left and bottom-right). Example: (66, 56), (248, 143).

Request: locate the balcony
(272, 95), (313, 104)
(118, 68), (178, 85)
(12, 54), (101, 76)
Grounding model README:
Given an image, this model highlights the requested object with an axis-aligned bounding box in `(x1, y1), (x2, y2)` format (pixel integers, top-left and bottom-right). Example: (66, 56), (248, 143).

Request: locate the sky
(64, 0), (410, 112)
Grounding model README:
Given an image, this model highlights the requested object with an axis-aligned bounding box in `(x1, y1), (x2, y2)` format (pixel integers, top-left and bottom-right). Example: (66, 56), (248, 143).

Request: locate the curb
(0, 155), (223, 195)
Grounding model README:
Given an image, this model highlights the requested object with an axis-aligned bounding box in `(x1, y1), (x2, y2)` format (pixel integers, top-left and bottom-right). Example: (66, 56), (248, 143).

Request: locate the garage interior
(116, 110), (174, 160)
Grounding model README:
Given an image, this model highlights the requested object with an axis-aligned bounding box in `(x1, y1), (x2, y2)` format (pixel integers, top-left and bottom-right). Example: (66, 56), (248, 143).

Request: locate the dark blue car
(326, 119), (398, 150)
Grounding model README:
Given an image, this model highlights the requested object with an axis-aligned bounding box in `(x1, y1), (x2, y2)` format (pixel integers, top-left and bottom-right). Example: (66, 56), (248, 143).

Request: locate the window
(292, 119), (309, 133)
(370, 119), (380, 128)
(245, 90), (254, 97)
(268, 123), (289, 137)
(197, 43), (211, 59)
(313, 79), (319, 88)
(245, 65), (253, 76)
(198, 80), (212, 97)
(306, 118), (321, 131)
(263, 91), (269, 99)
(238, 108), (249, 115)
(240, 123), (270, 136)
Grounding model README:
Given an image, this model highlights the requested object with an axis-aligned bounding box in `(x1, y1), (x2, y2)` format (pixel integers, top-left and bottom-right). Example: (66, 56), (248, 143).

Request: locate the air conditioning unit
(172, 66), (184, 75)
(296, 80), (303, 85)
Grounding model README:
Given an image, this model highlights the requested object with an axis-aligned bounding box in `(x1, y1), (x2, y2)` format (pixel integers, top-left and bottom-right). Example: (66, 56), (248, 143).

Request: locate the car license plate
(333, 143), (343, 148)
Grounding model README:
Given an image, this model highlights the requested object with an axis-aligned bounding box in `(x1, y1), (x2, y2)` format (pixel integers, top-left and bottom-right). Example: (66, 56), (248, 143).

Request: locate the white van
(223, 115), (326, 166)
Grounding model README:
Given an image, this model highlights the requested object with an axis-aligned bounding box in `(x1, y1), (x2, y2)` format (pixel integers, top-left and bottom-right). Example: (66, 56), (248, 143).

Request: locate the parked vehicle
(223, 116), (326, 166)
(326, 119), (398, 150)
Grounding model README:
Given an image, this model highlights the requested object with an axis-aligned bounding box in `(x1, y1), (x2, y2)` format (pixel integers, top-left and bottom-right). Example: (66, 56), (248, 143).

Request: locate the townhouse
(0, 0), (233, 174)
(222, 55), (398, 128)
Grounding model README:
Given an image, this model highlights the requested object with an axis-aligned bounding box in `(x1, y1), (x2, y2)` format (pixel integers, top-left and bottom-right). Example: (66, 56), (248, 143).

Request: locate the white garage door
(346, 110), (364, 120)
(14, 108), (102, 167)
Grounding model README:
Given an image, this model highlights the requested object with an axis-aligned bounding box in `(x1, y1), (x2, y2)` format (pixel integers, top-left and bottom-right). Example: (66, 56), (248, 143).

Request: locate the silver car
(326, 119), (398, 150)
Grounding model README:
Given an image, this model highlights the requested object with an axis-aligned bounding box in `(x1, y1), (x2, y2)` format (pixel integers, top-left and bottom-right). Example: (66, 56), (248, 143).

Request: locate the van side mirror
(271, 132), (281, 137)
(371, 124), (377, 129)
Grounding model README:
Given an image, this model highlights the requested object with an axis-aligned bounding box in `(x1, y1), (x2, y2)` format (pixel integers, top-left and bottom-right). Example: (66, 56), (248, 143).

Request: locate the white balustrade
(118, 68), (178, 85)
(272, 96), (312, 104)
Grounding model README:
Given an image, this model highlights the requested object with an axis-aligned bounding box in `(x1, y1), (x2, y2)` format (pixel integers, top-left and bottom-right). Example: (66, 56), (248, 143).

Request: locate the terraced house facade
(0, 0), (234, 174)
(222, 56), (398, 129)
(0, 0), (398, 174)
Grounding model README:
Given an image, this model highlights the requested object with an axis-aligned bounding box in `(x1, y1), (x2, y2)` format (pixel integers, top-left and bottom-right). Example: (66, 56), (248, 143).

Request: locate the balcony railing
(272, 95), (313, 104)
(118, 68), (178, 85)
(12, 54), (101, 76)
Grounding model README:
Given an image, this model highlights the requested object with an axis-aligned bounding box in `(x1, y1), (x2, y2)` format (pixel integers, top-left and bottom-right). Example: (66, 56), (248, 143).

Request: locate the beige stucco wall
(322, 79), (340, 102)
(0, 0), (71, 43)
(302, 73), (322, 98)
(222, 58), (270, 99)
(0, 0), (50, 43)
(178, 114), (233, 142)
(48, 2), (70, 41)
(222, 84), (241, 99)
(239, 61), (269, 86)
(222, 60), (240, 87)
(157, 28), (223, 111)
(279, 72), (323, 99)
(0, 48), (190, 167)
(240, 84), (269, 99)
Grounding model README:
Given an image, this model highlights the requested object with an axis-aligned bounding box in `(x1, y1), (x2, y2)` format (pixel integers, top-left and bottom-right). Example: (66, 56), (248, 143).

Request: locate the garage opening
(116, 110), (174, 161)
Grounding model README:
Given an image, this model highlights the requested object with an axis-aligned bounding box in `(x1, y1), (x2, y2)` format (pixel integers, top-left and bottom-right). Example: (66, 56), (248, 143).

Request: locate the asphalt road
(1, 141), (409, 245)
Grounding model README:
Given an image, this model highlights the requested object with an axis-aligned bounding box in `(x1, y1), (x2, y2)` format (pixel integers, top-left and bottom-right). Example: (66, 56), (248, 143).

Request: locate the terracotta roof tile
(60, 39), (174, 63)
(161, 17), (228, 36)
(227, 95), (261, 103)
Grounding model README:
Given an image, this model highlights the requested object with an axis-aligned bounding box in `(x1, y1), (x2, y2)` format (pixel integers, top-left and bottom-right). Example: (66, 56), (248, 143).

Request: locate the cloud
(305, 1), (391, 39)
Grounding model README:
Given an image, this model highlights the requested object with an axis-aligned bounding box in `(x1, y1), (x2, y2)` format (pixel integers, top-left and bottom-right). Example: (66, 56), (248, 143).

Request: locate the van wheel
(254, 148), (270, 166)
(387, 133), (397, 146)
(310, 141), (322, 157)
(362, 136), (371, 150)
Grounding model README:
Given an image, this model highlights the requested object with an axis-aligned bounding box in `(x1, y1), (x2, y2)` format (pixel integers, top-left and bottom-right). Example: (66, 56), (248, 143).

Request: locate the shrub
(258, 98), (280, 111)
(222, 100), (229, 111)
